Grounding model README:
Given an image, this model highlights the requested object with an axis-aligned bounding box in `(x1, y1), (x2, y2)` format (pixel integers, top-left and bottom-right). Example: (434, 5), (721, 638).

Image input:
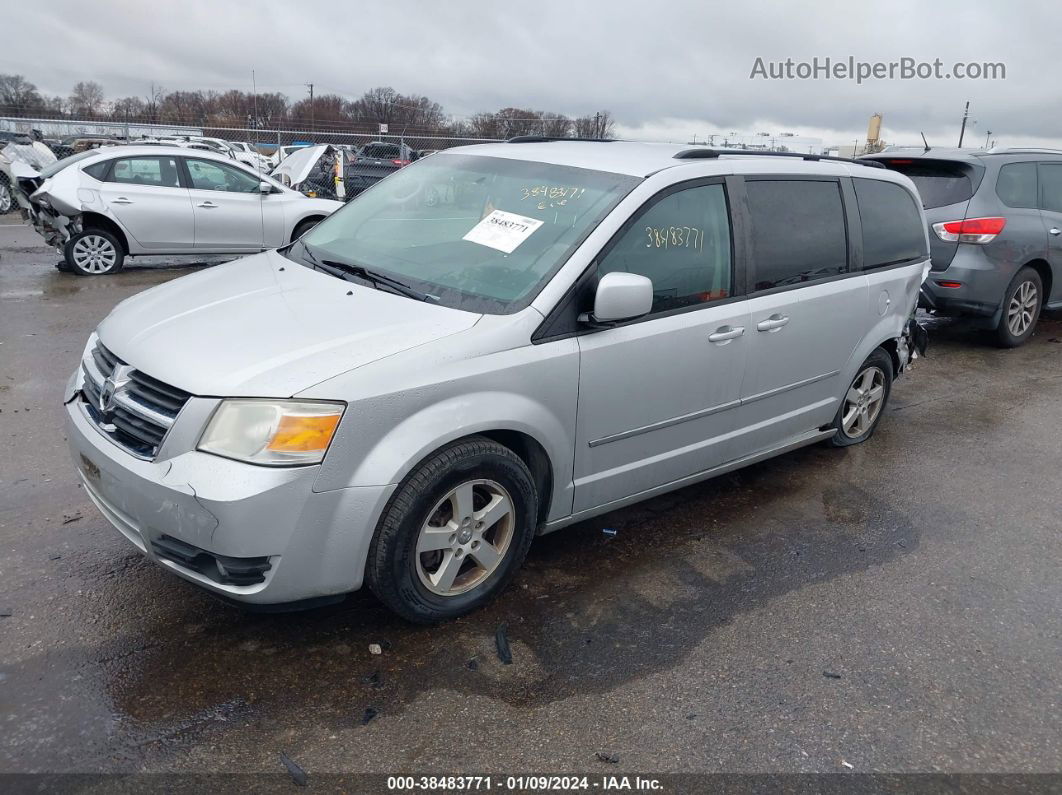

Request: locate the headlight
(197, 400), (345, 466)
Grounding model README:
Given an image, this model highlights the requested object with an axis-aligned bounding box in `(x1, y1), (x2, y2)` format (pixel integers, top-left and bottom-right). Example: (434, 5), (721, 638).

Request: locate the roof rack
(506, 135), (615, 143)
(985, 146), (1062, 155)
(672, 147), (885, 169)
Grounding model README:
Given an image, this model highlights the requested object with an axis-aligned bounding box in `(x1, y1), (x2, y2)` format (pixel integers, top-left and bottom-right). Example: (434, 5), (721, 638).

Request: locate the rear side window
(83, 160), (109, 181)
(1038, 163), (1062, 213)
(876, 159), (977, 209)
(745, 180), (847, 291)
(598, 183), (732, 314)
(109, 156), (180, 188)
(853, 178), (928, 268)
(995, 162), (1038, 208)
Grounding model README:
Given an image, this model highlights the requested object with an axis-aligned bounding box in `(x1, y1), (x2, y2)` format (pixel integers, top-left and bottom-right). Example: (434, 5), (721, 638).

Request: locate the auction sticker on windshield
(463, 209), (544, 254)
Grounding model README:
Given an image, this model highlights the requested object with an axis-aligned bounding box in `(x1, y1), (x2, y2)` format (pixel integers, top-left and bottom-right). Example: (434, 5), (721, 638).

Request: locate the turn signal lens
(267, 413), (342, 453)
(198, 400), (345, 466)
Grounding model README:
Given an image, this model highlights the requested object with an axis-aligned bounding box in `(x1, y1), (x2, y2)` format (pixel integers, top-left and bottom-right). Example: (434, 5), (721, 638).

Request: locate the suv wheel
(996, 266), (1042, 348)
(829, 348), (893, 447)
(365, 436), (538, 624)
(64, 228), (125, 276)
(0, 182), (13, 214)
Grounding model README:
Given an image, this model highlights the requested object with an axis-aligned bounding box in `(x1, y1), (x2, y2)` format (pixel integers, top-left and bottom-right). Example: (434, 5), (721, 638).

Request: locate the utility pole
(252, 69), (258, 145)
(958, 101), (970, 147)
(984, 130), (992, 149)
(306, 82), (314, 132)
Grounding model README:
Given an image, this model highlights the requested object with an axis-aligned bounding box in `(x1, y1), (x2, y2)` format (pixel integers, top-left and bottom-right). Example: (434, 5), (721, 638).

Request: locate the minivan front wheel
(366, 436), (538, 624)
(996, 266), (1042, 348)
(829, 349), (893, 447)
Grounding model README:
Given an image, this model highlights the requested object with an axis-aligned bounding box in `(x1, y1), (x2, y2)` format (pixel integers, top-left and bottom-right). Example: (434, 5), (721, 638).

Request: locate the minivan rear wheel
(995, 266), (1042, 348)
(828, 349), (893, 447)
(365, 436), (538, 624)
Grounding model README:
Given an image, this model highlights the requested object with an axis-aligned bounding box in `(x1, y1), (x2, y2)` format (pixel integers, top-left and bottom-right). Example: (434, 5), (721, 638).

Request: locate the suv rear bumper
(920, 246), (1011, 318)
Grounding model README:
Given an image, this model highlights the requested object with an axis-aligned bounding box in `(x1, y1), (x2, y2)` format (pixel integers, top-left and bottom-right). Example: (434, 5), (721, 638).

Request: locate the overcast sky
(4, 0), (1060, 149)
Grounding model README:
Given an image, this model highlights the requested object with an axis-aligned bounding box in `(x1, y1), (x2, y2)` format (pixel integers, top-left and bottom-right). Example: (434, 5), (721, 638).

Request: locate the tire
(995, 266), (1042, 348)
(366, 436), (538, 624)
(828, 348), (894, 447)
(290, 218), (320, 243)
(63, 228), (125, 276)
(0, 182), (13, 214)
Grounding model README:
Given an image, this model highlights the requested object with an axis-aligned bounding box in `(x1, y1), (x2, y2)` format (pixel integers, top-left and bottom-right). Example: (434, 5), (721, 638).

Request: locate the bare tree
(0, 74), (43, 115)
(69, 81), (105, 118)
(574, 111), (615, 139)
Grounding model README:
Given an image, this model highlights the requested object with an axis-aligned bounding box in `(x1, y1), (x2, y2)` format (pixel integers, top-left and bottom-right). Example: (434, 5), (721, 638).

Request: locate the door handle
(708, 325), (745, 344)
(111, 197), (133, 205)
(1050, 227), (1061, 236)
(198, 201), (219, 208)
(757, 314), (791, 332)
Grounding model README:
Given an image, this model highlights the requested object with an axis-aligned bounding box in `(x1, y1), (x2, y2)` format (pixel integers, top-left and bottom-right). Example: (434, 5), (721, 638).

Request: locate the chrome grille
(80, 340), (192, 459)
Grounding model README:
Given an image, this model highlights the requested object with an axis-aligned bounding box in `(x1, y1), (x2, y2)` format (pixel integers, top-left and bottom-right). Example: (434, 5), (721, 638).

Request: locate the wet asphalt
(1, 217), (1061, 777)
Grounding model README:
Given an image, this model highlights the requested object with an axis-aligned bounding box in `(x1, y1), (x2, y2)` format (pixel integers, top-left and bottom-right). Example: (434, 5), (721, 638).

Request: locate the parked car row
(268, 140), (421, 200)
(65, 140), (941, 623)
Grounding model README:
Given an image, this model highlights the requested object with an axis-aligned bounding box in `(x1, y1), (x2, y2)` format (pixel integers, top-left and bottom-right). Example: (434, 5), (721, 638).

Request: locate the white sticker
(462, 209), (544, 254)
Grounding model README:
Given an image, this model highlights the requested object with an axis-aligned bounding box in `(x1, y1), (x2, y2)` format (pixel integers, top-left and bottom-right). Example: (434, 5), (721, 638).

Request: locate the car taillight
(932, 217), (1006, 244)
(392, 159), (410, 166)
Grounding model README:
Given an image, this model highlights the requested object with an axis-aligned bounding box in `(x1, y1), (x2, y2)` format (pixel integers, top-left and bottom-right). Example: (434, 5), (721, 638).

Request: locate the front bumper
(65, 392), (395, 604)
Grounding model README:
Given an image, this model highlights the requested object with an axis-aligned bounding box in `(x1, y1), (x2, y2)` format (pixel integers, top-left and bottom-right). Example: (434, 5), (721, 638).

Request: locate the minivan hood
(97, 250), (482, 397)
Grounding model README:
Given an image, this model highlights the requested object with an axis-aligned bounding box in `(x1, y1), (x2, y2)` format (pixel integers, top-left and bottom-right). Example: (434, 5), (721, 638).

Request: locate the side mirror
(258, 181), (273, 194)
(585, 271), (654, 324)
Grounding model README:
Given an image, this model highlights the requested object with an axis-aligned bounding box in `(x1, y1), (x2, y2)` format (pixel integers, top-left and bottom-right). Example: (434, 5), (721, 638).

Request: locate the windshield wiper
(299, 241), (435, 302)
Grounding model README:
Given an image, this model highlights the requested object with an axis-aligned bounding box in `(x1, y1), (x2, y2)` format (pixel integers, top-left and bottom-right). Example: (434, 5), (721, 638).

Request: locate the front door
(97, 154), (194, 250)
(574, 181), (748, 513)
(183, 157), (265, 251)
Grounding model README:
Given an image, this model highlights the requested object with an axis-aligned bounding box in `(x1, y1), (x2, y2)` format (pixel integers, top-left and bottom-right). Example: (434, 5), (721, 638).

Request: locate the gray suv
(66, 141), (929, 623)
(866, 148), (1062, 346)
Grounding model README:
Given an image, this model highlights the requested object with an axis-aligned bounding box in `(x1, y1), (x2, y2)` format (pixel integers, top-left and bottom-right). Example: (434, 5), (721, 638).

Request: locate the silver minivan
(65, 140), (930, 622)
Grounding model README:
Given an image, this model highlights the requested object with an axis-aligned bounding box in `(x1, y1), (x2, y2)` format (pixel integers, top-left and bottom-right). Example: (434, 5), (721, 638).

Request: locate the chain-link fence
(1, 115), (502, 153)
(0, 115), (507, 211)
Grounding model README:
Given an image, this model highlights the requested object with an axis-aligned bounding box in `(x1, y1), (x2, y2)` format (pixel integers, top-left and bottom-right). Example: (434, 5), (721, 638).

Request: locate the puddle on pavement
(0, 442), (924, 768)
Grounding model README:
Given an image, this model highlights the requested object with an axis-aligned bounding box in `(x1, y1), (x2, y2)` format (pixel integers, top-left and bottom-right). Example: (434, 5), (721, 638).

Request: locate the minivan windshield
(293, 153), (640, 313)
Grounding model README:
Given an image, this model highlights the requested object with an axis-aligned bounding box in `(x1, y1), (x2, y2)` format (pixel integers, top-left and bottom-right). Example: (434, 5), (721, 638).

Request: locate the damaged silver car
(15, 145), (342, 275)
(0, 134), (57, 214)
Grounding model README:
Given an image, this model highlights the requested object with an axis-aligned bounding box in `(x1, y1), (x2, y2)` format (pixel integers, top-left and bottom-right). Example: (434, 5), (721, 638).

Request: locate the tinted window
(186, 158), (260, 193)
(109, 156), (180, 188)
(996, 162), (1038, 208)
(598, 184), (732, 314)
(1039, 163), (1062, 213)
(82, 160), (109, 181)
(746, 180), (847, 291)
(878, 159), (977, 209)
(363, 144), (400, 159)
(853, 178), (928, 268)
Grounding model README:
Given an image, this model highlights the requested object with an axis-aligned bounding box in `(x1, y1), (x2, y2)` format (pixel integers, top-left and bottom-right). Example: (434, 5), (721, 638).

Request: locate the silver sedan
(15, 145), (342, 275)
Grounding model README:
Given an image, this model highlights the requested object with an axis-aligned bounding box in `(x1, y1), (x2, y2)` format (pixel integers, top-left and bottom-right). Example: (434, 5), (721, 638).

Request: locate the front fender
(314, 391), (575, 523)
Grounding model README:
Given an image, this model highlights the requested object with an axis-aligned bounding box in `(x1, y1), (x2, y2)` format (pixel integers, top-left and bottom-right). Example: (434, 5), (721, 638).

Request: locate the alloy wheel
(841, 366), (886, 438)
(1007, 280), (1038, 338)
(415, 479), (515, 596)
(71, 235), (118, 273)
